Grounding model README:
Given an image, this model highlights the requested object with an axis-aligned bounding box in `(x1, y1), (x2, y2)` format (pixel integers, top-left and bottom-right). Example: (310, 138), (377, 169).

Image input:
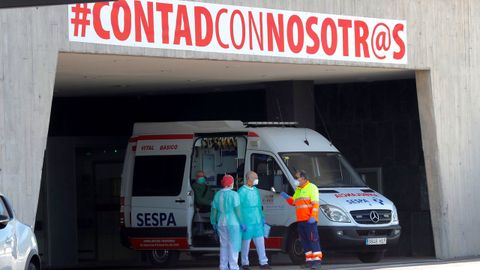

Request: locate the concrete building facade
(1, 0), (480, 261)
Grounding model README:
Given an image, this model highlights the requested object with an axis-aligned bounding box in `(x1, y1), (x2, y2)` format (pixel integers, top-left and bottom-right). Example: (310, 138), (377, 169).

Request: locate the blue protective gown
(238, 185), (265, 240)
(210, 188), (243, 252)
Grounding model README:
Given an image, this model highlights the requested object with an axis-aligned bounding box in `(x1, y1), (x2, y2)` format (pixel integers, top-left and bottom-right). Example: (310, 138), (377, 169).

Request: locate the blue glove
(240, 224), (247, 232)
(307, 217), (316, 224)
(280, 192), (290, 199)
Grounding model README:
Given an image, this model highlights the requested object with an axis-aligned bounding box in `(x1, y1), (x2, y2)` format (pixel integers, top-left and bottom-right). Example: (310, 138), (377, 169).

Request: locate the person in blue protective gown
(211, 174), (246, 270)
(238, 171), (272, 269)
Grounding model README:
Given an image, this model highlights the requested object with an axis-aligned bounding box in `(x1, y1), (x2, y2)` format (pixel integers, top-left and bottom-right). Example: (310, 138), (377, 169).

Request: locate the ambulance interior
(190, 135), (247, 246)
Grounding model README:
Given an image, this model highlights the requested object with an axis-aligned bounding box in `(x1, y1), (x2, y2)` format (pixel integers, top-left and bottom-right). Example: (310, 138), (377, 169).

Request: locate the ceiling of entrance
(55, 53), (415, 96)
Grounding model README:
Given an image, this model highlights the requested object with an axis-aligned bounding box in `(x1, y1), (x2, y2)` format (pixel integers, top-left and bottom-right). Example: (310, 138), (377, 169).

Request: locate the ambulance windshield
(279, 152), (366, 188)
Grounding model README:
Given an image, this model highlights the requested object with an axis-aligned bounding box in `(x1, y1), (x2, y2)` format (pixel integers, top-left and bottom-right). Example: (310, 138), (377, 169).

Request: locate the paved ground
(170, 257), (480, 270)
(58, 256), (480, 270)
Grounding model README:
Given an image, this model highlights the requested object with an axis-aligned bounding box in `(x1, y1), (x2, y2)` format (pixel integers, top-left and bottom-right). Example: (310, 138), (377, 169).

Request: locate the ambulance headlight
(320, 205), (351, 223)
(392, 205), (399, 224)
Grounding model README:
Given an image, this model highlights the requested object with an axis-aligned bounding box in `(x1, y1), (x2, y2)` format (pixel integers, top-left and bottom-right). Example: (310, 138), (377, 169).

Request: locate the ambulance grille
(350, 210), (392, 224)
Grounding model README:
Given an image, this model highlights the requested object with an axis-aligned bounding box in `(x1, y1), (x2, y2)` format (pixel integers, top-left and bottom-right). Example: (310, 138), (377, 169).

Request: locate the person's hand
(240, 224), (247, 232)
(280, 192), (290, 199)
(212, 224), (218, 232)
(307, 217), (316, 224)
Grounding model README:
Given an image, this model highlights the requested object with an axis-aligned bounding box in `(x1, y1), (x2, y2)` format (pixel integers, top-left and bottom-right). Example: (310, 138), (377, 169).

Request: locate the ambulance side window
(132, 155), (186, 196)
(251, 154), (289, 192)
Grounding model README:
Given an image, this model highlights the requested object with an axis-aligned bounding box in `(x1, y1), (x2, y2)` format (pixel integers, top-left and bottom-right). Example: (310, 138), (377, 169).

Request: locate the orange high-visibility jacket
(285, 181), (320, 222)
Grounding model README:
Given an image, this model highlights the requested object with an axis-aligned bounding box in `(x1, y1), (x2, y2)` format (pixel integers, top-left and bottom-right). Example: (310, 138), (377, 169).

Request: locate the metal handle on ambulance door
(175, 198), (186, 203)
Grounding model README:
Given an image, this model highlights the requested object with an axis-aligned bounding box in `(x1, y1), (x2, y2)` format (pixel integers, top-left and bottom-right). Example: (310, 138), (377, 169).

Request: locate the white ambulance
(119, 121), (401, 267)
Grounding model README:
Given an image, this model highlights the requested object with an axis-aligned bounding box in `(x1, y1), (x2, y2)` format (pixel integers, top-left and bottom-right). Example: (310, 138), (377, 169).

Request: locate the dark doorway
(314, 79), (434, 257)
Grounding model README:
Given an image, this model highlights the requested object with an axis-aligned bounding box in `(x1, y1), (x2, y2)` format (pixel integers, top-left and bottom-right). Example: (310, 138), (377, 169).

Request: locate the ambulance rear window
(132, 155), (186, 196)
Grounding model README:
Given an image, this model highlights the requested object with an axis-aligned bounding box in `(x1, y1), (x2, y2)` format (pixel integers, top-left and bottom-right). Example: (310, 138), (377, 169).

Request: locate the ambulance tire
(287, 230), (305, 265)
(148, 250), (180, 268)
(357, 251), (384, 263)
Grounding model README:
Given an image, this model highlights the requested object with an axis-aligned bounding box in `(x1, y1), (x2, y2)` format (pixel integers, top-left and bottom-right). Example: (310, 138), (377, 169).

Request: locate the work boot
(300, 262), (312, 269)
(259, 264), (272, 269)
(241, 265), (250, 270)
(310, 261), (321, 269)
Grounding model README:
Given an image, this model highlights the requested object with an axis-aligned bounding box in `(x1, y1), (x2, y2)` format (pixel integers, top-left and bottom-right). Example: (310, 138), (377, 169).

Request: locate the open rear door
(189, 132), (248, 247)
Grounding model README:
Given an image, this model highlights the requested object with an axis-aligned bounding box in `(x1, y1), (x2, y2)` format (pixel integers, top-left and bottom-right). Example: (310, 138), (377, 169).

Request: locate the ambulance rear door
(129, 134), (193, 251)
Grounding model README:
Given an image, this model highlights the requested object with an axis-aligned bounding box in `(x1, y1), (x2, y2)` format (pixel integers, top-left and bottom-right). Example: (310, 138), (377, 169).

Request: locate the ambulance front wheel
(287, 230), (305, 265)
(147, 250), (180, 268)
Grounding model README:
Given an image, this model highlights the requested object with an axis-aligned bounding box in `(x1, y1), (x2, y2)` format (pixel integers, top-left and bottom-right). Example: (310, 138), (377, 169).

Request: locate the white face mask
(293, 180), (300, 187)
(253, 179), (259, 186)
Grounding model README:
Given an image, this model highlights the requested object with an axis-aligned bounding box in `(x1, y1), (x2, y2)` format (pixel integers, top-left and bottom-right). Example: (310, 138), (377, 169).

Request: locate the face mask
(253, 179), (259, 186)
(293, 180), (300, 187)
(197, 177), (206, 184)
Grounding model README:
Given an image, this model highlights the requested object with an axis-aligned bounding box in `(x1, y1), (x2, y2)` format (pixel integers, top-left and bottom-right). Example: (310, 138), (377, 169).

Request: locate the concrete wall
(1, 0), (480, 259)
(0, 7), (59, 227)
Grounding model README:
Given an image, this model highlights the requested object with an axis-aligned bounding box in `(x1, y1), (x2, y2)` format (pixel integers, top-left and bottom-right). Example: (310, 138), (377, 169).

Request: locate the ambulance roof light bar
(243, 122), (299, 127)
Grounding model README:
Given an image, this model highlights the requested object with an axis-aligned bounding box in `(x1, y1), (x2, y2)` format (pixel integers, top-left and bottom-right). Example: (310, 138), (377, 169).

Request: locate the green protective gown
(191, 182), (214, 210)
(238, 185), (265, 240)
(210, 188), (243, 252)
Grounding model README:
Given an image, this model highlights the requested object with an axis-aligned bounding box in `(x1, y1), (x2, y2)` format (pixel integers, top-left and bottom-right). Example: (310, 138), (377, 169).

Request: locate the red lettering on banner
(321, 18), (337, 55)
(267, 13), (284, 52)
(287, 15), (304, 54)
(305, 17), (319, 54)
(174, 5), (192, 45)
(230, 10), (246, 50)
(337, 19), (352, 56)
(156, 3), (173, 44)
(93, 2), (110, 39)
(70, 1), (407, 64)
(354, 20), (370, 58)
(215, 8), (229, 49)
(194, 6), (213, 47)
(111, 0), (132, 41)
(248, 12), (263, 50)
(134, 0), (154, 43)
(393, 23), (406, 60)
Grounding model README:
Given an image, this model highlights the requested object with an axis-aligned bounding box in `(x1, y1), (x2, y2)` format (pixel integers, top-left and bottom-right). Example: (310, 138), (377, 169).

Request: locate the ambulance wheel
(357, 251), (384, 263)
(148, 250), (179, 267)
(287, 230), (305, 265)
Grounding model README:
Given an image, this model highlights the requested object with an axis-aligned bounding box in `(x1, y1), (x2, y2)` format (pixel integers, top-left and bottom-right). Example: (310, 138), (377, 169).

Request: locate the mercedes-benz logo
(370, 211), (380, 223)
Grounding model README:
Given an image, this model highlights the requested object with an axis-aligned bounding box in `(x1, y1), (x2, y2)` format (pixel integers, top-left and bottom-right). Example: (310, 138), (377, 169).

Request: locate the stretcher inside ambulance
(119, 121), (401, 267)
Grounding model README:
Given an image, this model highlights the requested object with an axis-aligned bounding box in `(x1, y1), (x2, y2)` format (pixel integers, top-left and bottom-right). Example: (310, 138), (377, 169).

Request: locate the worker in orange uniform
(280, 170), (322, 269)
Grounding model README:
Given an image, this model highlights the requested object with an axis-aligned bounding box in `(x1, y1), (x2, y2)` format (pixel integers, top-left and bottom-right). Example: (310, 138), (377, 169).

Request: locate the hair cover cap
(221, 174), (234, 187)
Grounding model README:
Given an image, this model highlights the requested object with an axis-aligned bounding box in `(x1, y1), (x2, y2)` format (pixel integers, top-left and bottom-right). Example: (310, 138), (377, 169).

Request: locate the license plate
(366, 237), (387, 245)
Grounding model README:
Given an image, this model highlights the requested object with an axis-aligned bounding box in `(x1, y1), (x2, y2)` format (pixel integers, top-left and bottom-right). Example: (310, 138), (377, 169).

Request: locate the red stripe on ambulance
(129, 134), (194, 142)
(129, 237), (189, 250)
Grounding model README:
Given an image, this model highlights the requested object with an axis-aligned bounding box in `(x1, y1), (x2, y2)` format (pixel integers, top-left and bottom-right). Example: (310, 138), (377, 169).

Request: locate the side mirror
(0, 215), (9, 225)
